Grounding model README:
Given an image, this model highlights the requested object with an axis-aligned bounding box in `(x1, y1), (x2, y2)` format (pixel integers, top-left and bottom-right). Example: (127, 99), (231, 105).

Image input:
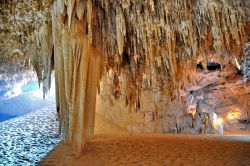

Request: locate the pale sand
(40, 114), (250, 166)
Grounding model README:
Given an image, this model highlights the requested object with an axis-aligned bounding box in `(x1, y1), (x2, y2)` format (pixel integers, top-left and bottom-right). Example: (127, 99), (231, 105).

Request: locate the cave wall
(96, 0), (250, 133)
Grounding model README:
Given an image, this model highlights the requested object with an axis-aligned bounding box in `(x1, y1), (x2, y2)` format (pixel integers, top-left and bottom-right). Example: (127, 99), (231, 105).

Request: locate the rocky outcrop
(0, 0), (250, 153)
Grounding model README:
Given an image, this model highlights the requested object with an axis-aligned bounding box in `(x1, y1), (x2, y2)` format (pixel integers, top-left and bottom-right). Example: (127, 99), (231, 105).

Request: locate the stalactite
(28, 20), (53, 97)
(67, 0), (76, 29)
(116, 6), (126, 56)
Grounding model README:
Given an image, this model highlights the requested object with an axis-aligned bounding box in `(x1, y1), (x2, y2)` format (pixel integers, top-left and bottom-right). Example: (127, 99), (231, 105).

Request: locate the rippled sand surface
(40, 114), (250, 166)
(0, 107), (62, 165)
(40, 134), (250, 166)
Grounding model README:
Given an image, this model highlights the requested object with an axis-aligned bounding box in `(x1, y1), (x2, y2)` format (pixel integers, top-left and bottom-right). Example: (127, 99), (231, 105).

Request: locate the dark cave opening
(207, 62), (221, 70)
(196, 62), (204, 70)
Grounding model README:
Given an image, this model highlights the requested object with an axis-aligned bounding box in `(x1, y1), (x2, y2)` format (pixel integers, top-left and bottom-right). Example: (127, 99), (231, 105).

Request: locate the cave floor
(40, 133), (250, 166)
(40, 114), (250, 166)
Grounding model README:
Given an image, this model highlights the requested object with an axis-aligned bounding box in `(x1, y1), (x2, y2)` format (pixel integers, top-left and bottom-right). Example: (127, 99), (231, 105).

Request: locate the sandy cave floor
(40, 114), (250, 166)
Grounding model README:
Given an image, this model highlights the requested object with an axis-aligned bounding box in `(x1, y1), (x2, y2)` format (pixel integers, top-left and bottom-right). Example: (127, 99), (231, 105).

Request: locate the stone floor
(0, 107), (62, 165)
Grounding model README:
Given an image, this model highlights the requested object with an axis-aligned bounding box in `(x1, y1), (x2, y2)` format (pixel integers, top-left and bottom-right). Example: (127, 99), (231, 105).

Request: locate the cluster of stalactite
(28, 20), (53, 97)
(0, 0), (53, 91)
(0, 0), (51, 55)
(25, 0), (250, 153)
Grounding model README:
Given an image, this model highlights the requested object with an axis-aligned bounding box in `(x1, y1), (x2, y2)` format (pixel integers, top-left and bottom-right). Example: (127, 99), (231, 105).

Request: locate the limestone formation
(241, 40), (250, 82)
(0, 0), (250, 153)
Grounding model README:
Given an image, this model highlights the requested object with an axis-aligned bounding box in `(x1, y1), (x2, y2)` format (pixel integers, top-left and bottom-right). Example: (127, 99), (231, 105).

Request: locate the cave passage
(0, 0), (250, 165)
(196, 62), (204, 70)
(0, 73), (56, 122)
(207, 62), (221, 70)
(0, 73), (62, 165)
